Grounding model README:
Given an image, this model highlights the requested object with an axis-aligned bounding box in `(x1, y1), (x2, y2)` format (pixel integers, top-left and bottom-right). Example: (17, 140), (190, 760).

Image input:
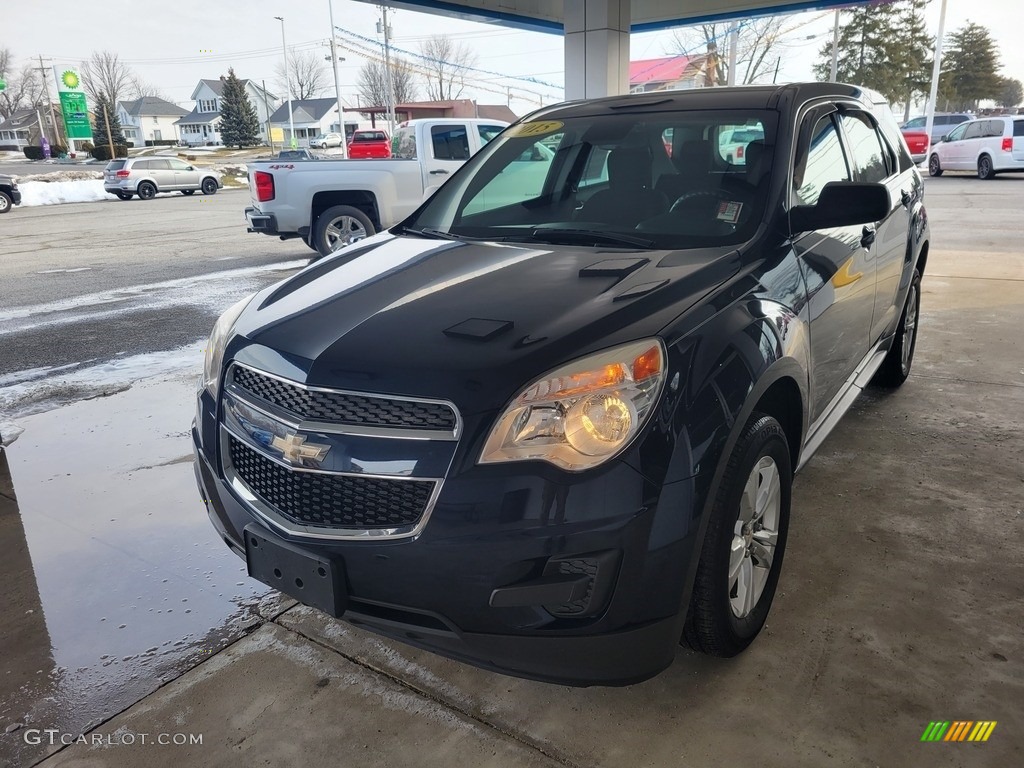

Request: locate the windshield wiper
(524, 228), (655, 249)
(401, 226), (462, 241)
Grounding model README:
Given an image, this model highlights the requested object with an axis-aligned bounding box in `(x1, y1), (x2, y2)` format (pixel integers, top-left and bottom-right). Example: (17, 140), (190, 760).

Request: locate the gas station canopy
(355, 0), (866, 99)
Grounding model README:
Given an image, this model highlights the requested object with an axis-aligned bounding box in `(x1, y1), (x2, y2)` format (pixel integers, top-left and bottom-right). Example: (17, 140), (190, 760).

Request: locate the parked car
(244, 118), (507, 257)
(901, 113), (971, 142)
(901, 129), (929, 163)
(309, 133), (344, 149)
(347, 129), (391, 159)
(718, 126), (765, 164)
(195, 83), (929, 686)
(928, 115), (1024, 179)
(0, 174), (21, 213)
(275, 149), (320, 161)
(103, 158), (222, 200)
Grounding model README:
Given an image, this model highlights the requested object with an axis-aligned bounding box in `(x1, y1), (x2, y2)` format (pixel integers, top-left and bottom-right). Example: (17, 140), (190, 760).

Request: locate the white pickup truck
(244, 118), (508, 258)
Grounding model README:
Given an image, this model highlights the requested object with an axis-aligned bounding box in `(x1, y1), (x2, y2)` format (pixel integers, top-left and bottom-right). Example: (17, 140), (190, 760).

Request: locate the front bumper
(192, 381), (698, 686)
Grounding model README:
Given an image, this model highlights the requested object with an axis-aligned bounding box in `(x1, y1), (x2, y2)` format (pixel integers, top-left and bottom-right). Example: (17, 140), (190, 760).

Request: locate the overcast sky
(4, 0), (1020, 117)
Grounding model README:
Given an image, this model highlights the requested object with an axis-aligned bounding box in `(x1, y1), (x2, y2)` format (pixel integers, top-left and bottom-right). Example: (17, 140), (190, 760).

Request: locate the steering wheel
(669, 188), (732, 212)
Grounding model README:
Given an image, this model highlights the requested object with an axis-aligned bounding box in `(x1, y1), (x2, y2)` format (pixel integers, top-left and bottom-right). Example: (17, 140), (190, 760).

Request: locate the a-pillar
(564, 0), (631, 100)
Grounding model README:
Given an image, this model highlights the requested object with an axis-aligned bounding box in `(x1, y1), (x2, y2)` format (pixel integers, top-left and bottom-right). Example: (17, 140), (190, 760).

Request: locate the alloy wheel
(729, 456), (781, 619)
(325, 215), (368, 251)
(901, 283), (918, 374)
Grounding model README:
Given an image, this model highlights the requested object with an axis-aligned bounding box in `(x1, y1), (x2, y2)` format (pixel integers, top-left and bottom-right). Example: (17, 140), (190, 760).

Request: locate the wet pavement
(0, 376), (285, 766)
(0, 177), (1021, 767)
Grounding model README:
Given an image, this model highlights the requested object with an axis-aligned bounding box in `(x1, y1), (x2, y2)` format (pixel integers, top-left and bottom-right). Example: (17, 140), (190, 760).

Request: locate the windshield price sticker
(507, 120), (564, 138)
(717, 200), (743, 223)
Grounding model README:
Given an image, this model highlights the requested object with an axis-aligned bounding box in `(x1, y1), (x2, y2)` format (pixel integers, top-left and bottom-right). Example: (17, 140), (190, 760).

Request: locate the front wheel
(682, 413), (792, 657)
(201, 178), (218, 195)
(311, 205), (375, 258)
(977, 155), (996, 180)
(928, 154), (943, 177)
(873, 268), (921, 388)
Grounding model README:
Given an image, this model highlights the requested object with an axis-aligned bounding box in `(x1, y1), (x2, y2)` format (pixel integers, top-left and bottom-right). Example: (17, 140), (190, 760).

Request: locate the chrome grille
(232, 366), (457, 431)
(228, 436), (433, 530)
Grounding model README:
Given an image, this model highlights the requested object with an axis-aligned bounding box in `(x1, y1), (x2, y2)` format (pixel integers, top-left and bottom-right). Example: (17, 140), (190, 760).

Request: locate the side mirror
(790, 182), (889, 232)
(187, 165), (195, 171)
(939, 134), (948, 142)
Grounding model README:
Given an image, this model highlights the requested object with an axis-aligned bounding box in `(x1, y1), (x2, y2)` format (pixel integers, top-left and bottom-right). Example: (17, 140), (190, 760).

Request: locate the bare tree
(356, 58), (418, 113)
(128, 76), (167, 102)
(419, 34), (478, 100)
(0, 47), (43, 119)
(80, 50), (139, 107)
(669, 18), (785, 86)
(275, 48), (329, 101)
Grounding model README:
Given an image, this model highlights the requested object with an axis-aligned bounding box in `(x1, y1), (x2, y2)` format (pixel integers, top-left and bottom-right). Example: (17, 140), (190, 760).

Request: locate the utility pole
(261, 79), (275, 152)
(829, 9), (840, 83)
(102, 102), (115, 155)
(328, 0), (348, 157)
(727, 23), (739, 86)
(379, 4), (396, 138)
(274, 16), (296, 148)
(35, 56), (59, 144)
(924, 0), (949, 158)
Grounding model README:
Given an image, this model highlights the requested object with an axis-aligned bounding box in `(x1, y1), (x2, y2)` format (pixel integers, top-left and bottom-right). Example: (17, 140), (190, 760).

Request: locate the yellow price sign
(507, 120), (564, 138)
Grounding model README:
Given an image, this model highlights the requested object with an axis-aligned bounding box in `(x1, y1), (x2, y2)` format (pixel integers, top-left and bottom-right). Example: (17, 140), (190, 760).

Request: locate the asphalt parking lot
(1, 176), (1022, 767)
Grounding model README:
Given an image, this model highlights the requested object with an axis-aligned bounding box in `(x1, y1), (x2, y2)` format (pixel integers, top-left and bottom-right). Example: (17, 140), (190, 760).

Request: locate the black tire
(182, 189), (195, 196)
(873, 268), (921, 388)
(201, 178), (218, 195)
(928, 154), (943, 177)
(0, 190), (13, 213)
(312, 204), (375, 258)
(137, 181), (156, 200)
(977, 155), (996, 180)
(682, 413), (792, 657)
(114, 191), (131, 200)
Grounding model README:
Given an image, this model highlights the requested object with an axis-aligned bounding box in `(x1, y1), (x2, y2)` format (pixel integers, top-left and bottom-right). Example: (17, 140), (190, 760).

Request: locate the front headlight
(480, 338), (666, 471)
(203, 293), (255, 397)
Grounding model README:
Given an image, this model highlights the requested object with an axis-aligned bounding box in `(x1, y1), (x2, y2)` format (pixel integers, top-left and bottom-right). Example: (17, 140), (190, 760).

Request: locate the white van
(928, 116), (1024, 180)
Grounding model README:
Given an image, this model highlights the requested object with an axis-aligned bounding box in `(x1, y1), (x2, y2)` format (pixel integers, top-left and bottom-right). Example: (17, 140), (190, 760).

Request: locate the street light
(274, 16), (296, 149)
(328, 0), (347, 158)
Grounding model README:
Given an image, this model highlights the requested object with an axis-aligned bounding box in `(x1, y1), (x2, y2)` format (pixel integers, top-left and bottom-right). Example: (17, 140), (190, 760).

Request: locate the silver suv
(103, 157), (222, 201)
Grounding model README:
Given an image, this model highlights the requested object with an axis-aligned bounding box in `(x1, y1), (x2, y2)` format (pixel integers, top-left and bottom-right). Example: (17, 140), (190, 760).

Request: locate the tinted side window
(431, 125), (470, 160)
(904, 118), (925, 129)
(963, 122), (984, 140)
(985, 120), (1004, 138)
(944, 124), (967, 141)
(795, 114), (850, 206)
(131, 160), (149, 170)
(477, 125), (506, 145)
(1014, 120), (1024, 137)
(840, 113), (890, 183)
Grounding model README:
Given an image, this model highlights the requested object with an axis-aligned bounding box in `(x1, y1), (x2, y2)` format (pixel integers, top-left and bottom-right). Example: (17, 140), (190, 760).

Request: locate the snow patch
(0, 341), (204, 420)
(19, 179), (109, 207)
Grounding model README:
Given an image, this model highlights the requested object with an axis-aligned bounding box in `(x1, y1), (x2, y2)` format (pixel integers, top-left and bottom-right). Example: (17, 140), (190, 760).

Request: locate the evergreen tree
(93, 92), (125, 147)
(942, 22), (1001, 110)
(218, 68), (260, 148)
(997, 77), (1022, 108)
(812, 2), (906, 103)
(894, 0), (934, 121)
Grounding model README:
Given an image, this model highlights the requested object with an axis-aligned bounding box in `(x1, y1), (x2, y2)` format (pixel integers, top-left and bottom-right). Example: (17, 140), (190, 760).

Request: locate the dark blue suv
(193, 83), (929, 685)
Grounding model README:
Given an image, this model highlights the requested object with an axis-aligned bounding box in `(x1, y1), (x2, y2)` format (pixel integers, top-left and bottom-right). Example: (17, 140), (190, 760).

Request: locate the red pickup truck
(348, 130), (391, 159)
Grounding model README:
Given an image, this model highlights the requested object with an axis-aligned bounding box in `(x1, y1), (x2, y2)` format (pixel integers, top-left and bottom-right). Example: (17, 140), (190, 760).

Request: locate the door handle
(429, 169), (449, 175)
(861, 226), (876, 248)
(900, 189), (912, 207)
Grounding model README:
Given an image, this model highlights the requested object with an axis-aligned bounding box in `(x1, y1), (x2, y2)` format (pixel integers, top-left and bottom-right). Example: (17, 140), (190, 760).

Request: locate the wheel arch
(311, 190), (381, 231)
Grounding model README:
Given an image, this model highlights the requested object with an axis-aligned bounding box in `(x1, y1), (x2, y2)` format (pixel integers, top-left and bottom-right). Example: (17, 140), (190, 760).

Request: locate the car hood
(231, 233), (741, 415)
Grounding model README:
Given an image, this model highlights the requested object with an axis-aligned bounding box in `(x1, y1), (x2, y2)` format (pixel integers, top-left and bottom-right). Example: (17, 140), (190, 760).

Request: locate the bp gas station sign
(54, 66), (93, 141)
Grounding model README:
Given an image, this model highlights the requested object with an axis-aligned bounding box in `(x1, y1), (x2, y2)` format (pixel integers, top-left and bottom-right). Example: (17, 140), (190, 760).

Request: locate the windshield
(402, 109), (776, 249)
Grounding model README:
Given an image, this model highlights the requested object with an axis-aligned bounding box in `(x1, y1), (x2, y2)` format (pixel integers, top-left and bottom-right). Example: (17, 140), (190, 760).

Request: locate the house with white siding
(175, 78), (279, 146)
(117, 97), (189, 145)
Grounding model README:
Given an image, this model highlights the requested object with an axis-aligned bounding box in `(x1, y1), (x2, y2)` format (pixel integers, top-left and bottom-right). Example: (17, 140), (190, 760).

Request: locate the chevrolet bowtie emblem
(270, 433), (330, 464)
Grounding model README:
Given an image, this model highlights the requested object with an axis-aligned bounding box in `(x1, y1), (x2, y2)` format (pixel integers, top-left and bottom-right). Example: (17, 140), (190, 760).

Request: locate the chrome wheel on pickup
(311, 204), (376, 259)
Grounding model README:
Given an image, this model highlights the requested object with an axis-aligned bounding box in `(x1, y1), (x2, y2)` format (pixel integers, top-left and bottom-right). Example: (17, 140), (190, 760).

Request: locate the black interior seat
(656, 139), (714, 203)
(575, 147), (668, 227)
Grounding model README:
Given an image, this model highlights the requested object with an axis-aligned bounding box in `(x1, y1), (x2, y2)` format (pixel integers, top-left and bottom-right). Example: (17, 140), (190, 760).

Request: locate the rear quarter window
(1015, 120), (1024, 137)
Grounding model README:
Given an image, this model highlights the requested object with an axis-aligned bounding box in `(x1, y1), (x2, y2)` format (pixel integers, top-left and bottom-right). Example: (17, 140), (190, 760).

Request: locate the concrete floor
(1, 176), (1021, 767)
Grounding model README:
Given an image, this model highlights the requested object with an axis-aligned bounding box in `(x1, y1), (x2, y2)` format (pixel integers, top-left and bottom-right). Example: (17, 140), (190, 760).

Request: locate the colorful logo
(920, 721), (997, 742)
(61, 70), (80, 89)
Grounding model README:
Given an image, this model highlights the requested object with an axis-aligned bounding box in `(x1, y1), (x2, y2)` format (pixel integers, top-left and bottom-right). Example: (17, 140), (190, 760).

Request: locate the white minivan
(928, 116), (1024, 180)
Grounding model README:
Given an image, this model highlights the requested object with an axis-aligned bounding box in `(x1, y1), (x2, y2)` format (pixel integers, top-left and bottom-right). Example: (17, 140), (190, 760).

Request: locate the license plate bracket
(244, 524), (347, 617)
